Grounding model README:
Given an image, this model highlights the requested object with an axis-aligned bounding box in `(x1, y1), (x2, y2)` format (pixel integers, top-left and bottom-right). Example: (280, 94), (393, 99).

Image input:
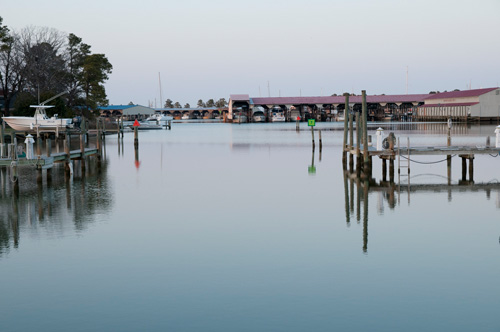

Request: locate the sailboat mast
(159, 72), (163, 108)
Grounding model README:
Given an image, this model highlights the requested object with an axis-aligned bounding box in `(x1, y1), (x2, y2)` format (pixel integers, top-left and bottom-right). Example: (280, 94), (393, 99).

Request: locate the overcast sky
(3, 0), (500, 106)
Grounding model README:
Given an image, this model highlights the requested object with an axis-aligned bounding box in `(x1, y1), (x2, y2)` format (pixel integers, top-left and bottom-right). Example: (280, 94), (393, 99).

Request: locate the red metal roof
(230, 94), (250, 101)
(250, 94), (430, 105)
(425, 88), (498, 100)
(420, 102), (478, 107)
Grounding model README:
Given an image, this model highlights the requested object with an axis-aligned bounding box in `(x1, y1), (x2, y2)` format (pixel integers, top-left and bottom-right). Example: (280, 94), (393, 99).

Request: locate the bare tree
(17, 26), (68, 101)
(0, 23), (24, 116)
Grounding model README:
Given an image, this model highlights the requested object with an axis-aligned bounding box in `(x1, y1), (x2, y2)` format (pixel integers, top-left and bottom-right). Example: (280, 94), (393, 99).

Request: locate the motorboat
(181, 114), (190, 120)
(252, 111), (266, 122)
(128, 121), (164, 130)
(2, 105), (73, 134)
(271, 111), (286, 122)
(290, 110), (301, 121)
(233, 113), (247, 123)
(146, 113), (173, 122)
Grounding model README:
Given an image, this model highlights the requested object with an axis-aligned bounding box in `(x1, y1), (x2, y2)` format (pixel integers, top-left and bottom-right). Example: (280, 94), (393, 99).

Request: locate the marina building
(415, 87), (500, 121)
(228, 87), (500, 122)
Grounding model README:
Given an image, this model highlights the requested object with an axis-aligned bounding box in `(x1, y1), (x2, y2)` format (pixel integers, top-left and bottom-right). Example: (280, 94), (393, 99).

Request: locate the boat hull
(2, 116), (73, 133)
(271, 116), (286, 122)
(233, 115), (248, 123)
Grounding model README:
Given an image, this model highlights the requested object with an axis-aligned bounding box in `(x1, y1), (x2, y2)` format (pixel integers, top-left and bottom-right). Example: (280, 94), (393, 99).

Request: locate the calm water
(1, 121), (499, 331)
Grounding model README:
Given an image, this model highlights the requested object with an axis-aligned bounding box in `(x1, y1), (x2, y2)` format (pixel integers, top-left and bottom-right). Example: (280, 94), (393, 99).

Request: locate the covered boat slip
(227, 87), (500, 122)
(99, 105), (158, 121)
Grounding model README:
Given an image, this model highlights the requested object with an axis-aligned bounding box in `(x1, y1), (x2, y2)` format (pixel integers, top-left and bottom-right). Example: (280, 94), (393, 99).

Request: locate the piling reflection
(343, 163), (500, 253)
(308, 149), (316, 175)
(0, 160), (112, 257)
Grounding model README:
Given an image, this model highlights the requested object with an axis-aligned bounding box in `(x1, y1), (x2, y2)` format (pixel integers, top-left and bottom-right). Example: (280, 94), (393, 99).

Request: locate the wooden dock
(342, 90), (500, 182)
(0, 118), (105, 193)
(0, 147), (99, 169)
(354, 145), (500, 157)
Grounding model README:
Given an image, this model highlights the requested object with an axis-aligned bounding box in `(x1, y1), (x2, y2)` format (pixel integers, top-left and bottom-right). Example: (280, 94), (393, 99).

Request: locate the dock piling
(134, 125), (139, 149)
(342, 94), (349, 169)
(349, 113), (354, 171)
(0, 120), (5, 158)
(319, 130), (322, 152)
(362, 91), (370, 175)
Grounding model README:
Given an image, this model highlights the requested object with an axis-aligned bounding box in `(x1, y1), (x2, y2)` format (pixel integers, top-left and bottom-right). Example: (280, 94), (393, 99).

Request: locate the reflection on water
(0, 159), (112, 257)
(343, 155), (500, 253)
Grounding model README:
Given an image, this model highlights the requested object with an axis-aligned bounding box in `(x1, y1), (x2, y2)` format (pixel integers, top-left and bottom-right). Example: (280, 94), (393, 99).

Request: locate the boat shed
(98, 105), (156, 119)
(416, 87), (500, 121)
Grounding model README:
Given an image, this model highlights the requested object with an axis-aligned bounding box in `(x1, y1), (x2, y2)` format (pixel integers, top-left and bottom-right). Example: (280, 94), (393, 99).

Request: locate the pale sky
(2, 0), (500, 106)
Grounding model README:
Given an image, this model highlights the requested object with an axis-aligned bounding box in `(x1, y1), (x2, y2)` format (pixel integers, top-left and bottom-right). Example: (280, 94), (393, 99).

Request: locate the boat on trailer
(1, 91), (73, 136)
(2, 105), (73, 135)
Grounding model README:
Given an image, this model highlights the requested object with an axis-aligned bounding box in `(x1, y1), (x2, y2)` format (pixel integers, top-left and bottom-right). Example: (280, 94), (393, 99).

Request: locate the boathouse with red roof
(416, 88), (500, 121)
(228, 88), (500, 122)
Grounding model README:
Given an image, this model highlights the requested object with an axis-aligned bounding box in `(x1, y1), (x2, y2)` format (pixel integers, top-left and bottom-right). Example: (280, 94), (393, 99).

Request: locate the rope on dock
(400, 154), (457, 165)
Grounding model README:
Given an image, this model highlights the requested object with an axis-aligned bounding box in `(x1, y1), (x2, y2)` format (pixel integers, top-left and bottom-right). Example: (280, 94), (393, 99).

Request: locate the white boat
(252, 111), (266, 122)
(181, 114), (190, 120)
(2, 105), (73, 134)
(233, 113), (247, 123)
(146, 113), (173, 122)
(271, 111), (286, 122)
(128, 121), (164, 130)
(290, 110), (301, 121)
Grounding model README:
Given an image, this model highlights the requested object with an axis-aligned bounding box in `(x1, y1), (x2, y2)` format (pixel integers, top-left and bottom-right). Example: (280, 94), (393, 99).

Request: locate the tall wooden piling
(318, 130), (322, 152)
(355, 112), (360, 155)
(0, 120), (5, 157)
(447, 127), (452, 185)
(389, 158), (395, 183)
(342, 94), (349, 168)
(36, 133), (41, 156)
(382, 158), (387, 182)
(311, 125), (315, 150)
(64, 130), (71, 175)
(349, 113), (354, 171)
(80, 116), (87, 172)
(134, 125), (139, 149)
(461, 156), (467, 181)
(355, 112), (361, 175)
(362, 91), (370, 172)
(10, 144), (19, 195)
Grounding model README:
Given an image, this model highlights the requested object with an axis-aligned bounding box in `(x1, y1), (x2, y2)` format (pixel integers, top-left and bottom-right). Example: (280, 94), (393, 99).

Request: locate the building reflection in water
(0, 158), (112, 257)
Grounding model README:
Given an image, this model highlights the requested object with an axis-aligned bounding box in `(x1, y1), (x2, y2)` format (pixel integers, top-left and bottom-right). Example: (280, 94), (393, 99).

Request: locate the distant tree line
(0, 16), (112, 118)
(163, 98), (227, 108)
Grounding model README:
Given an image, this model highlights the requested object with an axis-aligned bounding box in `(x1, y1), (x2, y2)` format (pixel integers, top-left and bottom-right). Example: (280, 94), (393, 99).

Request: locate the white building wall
(477, 88), (500, 118)
(426, 95), (479, 105)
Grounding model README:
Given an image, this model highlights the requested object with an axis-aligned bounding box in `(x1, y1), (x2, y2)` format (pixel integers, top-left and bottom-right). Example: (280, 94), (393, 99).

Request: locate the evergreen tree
(164, 99), (173, 108)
